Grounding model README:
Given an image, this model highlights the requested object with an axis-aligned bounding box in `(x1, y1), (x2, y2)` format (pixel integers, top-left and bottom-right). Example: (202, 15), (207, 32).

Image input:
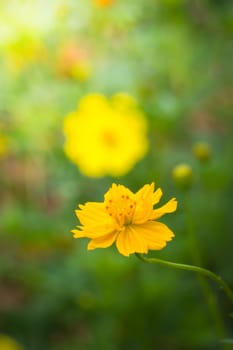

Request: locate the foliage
(0, 0), (232, 349)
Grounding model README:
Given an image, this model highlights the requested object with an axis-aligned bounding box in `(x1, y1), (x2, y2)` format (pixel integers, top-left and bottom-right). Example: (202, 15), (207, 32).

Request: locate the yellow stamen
(105, 194), (136, 227)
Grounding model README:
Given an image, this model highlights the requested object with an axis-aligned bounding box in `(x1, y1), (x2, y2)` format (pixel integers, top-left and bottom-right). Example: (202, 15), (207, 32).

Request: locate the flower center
(102, 130), (117, 148)
(105, 194), (136, 228)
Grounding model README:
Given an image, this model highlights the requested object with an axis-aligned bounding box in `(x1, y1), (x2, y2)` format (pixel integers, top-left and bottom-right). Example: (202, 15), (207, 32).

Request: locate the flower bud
(172, 163), (193, 190)
(192, 142), (211, 162)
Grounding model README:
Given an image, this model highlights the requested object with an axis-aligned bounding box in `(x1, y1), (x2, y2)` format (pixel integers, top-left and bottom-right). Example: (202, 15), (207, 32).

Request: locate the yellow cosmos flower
(72, 183), (177, 257)
(63, 93), (148, 177)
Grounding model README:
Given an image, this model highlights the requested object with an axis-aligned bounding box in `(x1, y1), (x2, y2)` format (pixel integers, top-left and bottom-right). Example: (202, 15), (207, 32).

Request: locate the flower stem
(135, 253), (233, 305)
(184, 194), (227, 339)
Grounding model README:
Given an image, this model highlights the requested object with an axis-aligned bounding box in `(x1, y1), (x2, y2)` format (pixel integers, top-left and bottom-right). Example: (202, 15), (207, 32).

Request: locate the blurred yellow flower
(4, 34), (46, 73)
(63, 93), (148, 177)
(72, 183), (177, 256)
(0, 134), (8, 158)
(0, 334), (23, 350)
(94, 0), (114, 7)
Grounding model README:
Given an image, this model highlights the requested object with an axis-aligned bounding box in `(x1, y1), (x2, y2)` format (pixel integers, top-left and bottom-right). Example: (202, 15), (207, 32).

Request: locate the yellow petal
(104, 183), (134, 203)
(131, 221), (174, 251)
(152, 188), (163, 205)
(78, 93), (108, 114)
(134, 183), (154, 201)
(73, 201), (115, 239)
(116, 226), (148, 256)
(133, 183), (155, 224)
(72, 229), (86, 238)
(75, 226), (115, 238)
(76, 202), (110, 226)
(151, 198), (177, 220)
(87, 232), (118, 250)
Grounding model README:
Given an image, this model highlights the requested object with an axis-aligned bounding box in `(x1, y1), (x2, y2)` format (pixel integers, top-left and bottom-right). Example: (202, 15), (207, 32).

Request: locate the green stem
(135, 253), (233, 306)
(184, 194), (227, 339)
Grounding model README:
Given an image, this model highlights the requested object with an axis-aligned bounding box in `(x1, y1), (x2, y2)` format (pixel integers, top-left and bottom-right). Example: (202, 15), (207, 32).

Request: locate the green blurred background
(0, 0), (233, 349)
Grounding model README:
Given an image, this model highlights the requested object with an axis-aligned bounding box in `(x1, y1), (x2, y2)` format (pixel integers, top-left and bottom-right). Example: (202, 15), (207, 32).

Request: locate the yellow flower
(72, 183), (177, 257)
(0, 134), (8, 158)
(63, 93), (148, 177)
(4, 34), (46, 73)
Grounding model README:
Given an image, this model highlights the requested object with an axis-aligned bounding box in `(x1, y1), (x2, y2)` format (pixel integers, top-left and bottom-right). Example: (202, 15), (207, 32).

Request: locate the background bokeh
(0, 0), (233, 349)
